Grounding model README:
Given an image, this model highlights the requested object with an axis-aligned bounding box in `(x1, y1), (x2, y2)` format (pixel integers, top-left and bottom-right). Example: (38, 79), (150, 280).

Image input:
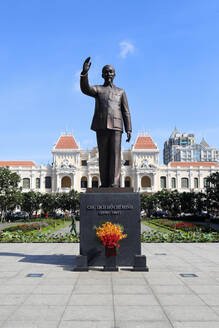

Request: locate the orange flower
(95, 221), (127, 248)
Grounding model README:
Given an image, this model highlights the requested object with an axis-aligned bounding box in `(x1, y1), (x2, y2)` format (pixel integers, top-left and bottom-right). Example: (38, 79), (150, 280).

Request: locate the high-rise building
(163, 128), (219, 164)
(163, 128), (196, 164)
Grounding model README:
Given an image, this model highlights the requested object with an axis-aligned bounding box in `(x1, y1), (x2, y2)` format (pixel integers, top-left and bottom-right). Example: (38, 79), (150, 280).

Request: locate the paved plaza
(0, 243), (219, 327)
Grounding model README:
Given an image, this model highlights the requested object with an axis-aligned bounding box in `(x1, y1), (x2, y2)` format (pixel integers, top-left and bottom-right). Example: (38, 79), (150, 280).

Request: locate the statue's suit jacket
(80, 74), (132, 133)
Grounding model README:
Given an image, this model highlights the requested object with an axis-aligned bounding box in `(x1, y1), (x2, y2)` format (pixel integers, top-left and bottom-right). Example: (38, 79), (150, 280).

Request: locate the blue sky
(0, 0), (219, 164)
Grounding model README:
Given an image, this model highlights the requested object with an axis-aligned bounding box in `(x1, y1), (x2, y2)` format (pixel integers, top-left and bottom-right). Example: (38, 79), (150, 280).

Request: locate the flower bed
(0, 230), (79, 243)
(148, 219), (216, 233)
(141, 230), (219, 243)
(4, 223), (49, 233)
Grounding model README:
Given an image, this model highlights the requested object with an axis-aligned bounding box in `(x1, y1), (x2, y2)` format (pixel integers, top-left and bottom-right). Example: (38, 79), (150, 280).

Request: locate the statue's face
(102, 65), (115, 84)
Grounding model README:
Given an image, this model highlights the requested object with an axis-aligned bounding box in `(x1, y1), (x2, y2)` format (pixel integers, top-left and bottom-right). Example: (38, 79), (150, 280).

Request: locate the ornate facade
(0, 133), (218, 194)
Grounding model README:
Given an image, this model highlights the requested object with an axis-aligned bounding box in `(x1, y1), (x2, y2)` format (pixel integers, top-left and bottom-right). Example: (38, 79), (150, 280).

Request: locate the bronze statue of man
(80, 57), (132, 188)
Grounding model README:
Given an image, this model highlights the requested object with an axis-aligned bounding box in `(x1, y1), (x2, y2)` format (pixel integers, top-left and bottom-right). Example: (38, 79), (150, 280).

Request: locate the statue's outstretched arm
(80, 57), (97, 98)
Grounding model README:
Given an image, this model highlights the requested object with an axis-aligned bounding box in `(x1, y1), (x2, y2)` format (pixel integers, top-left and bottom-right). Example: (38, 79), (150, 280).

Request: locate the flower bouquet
(95, 221), (127, 257)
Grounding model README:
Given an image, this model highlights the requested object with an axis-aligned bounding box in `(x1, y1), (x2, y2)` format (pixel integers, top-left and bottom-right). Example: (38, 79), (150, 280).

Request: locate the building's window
(61, 176), (71, 188)
(181, 177), (189, 189)
(160, 176), (166, 189)
(36, 178), (40, 189)
(141, 176), (151, 188)
(171, 177), (176, 189)
(124, 160), (130, 166)
(92, 176), (98, 188)
(204, 178), (208, 187)
(81, 176), (87, 188)
(45, 176), (52, 189)
(23, 178), (30, 189)
(125, 176), (131, 188)
(194, 178), (199, 189)
(81, 160), (87, 166)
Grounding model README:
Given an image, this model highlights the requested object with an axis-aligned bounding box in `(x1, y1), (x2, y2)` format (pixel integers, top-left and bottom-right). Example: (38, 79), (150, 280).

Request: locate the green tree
(21, 191), (42, 219)
(57, 190), (80, 214)
(141, 193), (158, 217)
(205, 172), (219, 215)
(0, 167), (21, 222)
(179, 192), (196, 215)
(40, 193), (57, 216)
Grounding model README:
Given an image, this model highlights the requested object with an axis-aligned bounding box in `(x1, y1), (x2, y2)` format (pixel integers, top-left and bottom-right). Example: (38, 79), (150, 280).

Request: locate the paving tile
(1, 322), (58, 328)
(59, 321), (114, 328)
(212, 306), (219, 315)
(189, 285), (219, 294)
(73, 284), (112, 294)
(32, 285), (74, 294)
(62, 305), (114, 321)
(156, 294), (206, 306)
(0, 285), (36, 294)
(113, 284), (152, 294)
(115, 321), (172, 328)
(114, 294), (159, 306)
(145, 277), (184, 285)
(0, 306), (17, 320)
(38, 278), (77, 286)
(151, 285), (192, 294)
(0, 294), (27, 305)
(9, 305), (65, 321)
(5, 278), (41, 285)
(173, 322), (219, 328)
(69, 294), (113, 305)
(0, 272), (18, 278)
(24, 294), (70, 305)
(112, 278), (146, 285)
(198, 294), (219, 306)
(115, 305), (167, 321)
(163, 305), (219, 321)
(76, 278), (111, 285)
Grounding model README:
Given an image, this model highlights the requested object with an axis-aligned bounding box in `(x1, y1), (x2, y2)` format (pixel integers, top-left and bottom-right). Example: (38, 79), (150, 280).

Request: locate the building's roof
(170, 161), (218, 167)
(134, 136), (157, 149)
(170, 127), (180, 138)
(54, 135), (79, 150)
(0, 161), (36, 167)
(200, 138), (210, 148)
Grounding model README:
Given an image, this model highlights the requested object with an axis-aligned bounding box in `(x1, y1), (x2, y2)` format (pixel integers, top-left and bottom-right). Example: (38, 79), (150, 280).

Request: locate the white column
(120, 173), (125, 187)
(88, 175), (92, 188)
(31, 173), (35, 190)
(137, 174), (141, 192)
(177, 173), (181, 191)
(189, 172), (193, 190)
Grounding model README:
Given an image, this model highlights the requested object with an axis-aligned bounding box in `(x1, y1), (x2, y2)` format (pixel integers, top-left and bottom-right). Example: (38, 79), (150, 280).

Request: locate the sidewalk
(0, 243), (219, 327)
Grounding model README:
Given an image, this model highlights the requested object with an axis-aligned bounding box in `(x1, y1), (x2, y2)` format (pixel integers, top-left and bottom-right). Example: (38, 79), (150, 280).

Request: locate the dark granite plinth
(79, 192), (141, 267)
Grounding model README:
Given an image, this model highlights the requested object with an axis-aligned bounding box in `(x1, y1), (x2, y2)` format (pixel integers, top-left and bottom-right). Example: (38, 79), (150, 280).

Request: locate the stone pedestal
(73, 190), (148, 271)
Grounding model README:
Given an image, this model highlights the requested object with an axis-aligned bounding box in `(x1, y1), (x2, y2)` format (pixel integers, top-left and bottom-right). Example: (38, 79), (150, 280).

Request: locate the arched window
(36, 178), (40, 189)
(160, 176), (166, 189)
(45, 176), (52, 189)
(23, 178), (30, 189)
(181, 178), (189, 189)
(61, 176), (71, 188)
(194, 178), (199, 189)
(141, 176), (151, 188)
(125, 176), (131, 188)
(81, 176), (88, 189)
(92, 176), (98, 188)
(171, 177), (176, 189)
(204, 177), (208, 187)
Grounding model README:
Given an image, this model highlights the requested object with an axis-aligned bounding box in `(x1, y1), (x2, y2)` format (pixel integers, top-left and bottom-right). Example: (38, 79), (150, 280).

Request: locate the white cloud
(119, 41), (135, 58)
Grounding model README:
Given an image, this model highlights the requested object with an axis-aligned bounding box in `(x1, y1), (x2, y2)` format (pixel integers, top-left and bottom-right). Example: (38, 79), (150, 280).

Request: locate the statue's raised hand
(81, 57), (91, 75)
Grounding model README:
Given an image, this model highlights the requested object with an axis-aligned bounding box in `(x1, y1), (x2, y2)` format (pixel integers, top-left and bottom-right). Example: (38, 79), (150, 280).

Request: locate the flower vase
(105, 246), (117, 257)
(104, 246), (118, 271)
